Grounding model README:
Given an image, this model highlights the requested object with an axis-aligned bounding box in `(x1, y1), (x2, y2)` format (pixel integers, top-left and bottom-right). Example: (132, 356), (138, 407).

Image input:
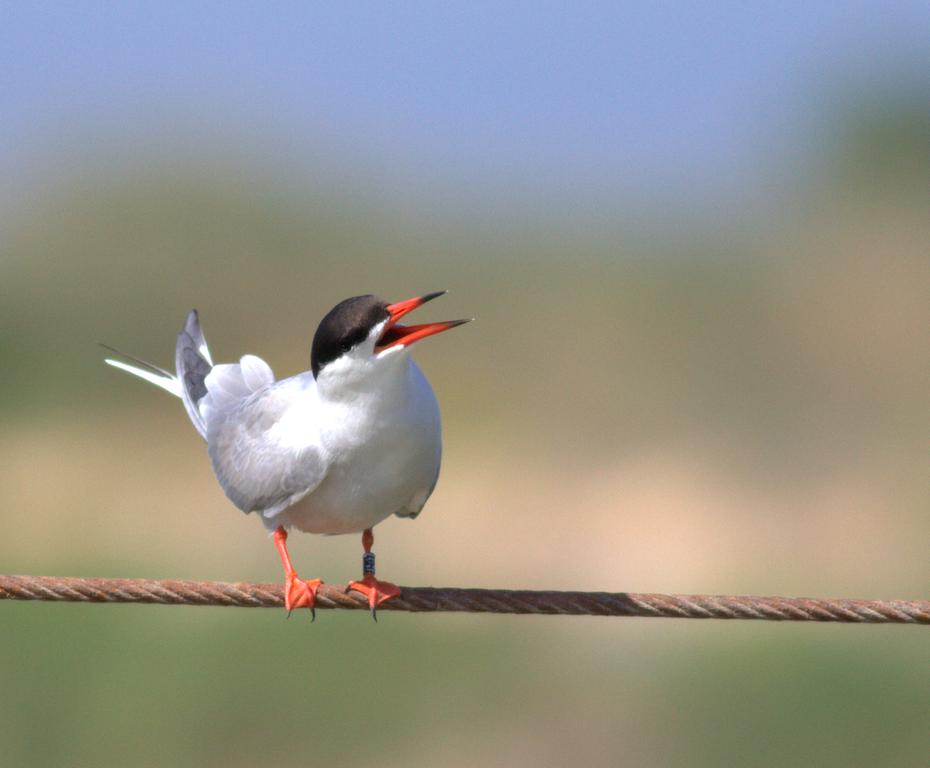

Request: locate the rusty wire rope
(1, 574), (927, 624)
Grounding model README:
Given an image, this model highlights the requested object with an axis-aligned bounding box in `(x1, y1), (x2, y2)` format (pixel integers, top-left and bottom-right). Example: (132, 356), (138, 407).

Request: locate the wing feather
(203, 373), (326, 517)
(175, 310), (213, 438)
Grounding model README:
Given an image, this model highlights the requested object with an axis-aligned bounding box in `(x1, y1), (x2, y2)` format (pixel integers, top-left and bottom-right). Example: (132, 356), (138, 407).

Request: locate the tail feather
(103, 310), (214, 441)
(175, 310), (213, 439)
(99, 343), (175, 379)
(103, 355), (182, 397)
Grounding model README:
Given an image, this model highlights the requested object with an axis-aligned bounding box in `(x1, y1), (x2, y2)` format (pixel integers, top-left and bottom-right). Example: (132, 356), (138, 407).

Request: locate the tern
(104, 291), (470, 618)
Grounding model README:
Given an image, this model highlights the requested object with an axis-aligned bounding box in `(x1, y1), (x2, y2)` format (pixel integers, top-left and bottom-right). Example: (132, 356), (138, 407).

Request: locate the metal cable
(1, 574), (927, 623)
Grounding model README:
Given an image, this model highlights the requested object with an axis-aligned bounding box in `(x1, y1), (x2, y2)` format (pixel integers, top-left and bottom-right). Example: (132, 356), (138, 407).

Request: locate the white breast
(271, 358), (442, 535)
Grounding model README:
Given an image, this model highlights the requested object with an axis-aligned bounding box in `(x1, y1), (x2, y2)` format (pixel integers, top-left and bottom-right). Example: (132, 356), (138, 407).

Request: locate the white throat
(314, 343), (412, 404)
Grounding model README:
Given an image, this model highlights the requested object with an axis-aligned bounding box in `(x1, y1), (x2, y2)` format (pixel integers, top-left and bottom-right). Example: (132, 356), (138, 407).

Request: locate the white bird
(104, 291), (470, 618)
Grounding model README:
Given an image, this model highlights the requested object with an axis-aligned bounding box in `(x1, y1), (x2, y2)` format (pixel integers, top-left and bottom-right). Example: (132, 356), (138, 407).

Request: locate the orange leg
(273, 526), (322, 619)
(346, 528), (400, 620)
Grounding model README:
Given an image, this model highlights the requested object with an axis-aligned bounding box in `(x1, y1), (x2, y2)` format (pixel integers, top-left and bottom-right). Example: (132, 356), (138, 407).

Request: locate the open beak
(375, 290), (471, 352)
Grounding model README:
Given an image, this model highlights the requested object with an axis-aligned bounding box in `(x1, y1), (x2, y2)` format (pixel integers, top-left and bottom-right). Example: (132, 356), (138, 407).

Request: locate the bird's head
(311, 291), (470, 386)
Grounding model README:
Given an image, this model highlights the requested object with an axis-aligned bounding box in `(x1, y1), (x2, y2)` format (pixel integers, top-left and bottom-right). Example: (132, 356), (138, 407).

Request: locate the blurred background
(1, 3), (928, 766)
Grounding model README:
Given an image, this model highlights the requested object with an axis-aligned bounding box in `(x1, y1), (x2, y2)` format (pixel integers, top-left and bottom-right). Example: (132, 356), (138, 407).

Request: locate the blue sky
(3, 2), (929, 216)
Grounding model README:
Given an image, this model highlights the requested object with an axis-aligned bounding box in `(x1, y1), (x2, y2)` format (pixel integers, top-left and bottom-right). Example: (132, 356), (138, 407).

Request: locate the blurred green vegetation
(1, 93), (928, 767)
(1, 605), (927, 767)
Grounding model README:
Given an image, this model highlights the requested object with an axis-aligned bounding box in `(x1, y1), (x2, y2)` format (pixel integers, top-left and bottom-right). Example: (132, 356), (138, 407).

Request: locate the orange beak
(375, 291), (471, 352)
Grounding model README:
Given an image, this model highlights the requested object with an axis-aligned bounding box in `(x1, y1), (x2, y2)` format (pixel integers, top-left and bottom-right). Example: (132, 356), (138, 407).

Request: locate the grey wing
(394, 471), (440, 519)
(175, 310), (213, 439)
(203, 373), (327, 517)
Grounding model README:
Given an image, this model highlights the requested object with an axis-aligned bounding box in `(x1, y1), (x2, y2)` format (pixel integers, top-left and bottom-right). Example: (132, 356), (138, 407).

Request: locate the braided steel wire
(1, 575), (927, 624)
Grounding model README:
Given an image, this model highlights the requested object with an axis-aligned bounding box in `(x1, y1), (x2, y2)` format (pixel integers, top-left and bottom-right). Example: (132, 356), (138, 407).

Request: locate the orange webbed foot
(347, 575), (401, 620)
(284, 571), (323, 619)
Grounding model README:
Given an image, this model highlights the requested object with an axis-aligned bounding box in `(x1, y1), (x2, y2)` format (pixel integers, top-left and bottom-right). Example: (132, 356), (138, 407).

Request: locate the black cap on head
(311, 294), (390, 377)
